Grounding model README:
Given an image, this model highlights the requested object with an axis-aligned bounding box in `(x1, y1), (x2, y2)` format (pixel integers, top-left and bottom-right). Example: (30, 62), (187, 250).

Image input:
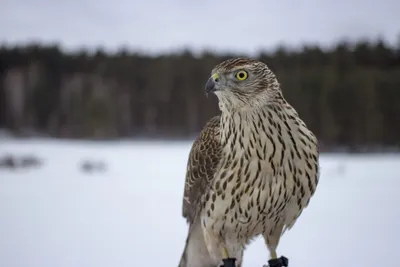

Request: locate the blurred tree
(1, 38), (400, 151)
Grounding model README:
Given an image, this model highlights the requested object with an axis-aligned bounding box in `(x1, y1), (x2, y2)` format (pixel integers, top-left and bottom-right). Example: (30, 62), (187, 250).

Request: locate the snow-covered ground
(0, 139), (399, 267)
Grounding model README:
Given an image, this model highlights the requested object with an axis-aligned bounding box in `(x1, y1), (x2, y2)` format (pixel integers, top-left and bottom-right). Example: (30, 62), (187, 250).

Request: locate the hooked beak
(205, 73), (220, 95)
(205, 77), (216, 94)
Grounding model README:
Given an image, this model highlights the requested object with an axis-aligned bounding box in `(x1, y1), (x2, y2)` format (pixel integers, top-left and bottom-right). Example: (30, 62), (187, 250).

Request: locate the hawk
(178, 58), (320, 267)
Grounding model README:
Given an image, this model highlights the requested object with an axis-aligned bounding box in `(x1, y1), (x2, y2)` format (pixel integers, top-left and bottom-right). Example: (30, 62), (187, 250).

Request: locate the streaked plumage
(179, 58), (320, 267)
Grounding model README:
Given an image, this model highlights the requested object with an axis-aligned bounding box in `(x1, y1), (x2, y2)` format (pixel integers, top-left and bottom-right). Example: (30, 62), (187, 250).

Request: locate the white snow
(0, 139), (399, 267)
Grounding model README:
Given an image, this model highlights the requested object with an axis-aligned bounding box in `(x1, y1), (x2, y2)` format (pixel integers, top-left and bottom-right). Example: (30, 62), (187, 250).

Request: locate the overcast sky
(1, 0), (400, 55)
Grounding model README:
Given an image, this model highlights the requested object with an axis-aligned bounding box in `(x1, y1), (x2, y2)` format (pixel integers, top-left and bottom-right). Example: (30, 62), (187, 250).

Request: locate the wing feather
(182, 115), (222, 224)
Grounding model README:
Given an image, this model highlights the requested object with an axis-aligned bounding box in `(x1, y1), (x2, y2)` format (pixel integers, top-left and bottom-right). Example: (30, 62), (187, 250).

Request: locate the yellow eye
(235, 70), (248, 81)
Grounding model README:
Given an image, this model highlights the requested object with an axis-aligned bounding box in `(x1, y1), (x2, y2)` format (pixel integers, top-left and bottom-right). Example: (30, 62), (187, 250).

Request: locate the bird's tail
(178, 234), (190, 267)
(178, 220), (215, 267)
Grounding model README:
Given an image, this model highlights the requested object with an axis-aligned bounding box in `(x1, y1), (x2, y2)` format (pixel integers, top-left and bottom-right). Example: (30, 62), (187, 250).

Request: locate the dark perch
(266, 256), (289, 267)
(220, 258), (237, 267)
(219, 256), (289, 267)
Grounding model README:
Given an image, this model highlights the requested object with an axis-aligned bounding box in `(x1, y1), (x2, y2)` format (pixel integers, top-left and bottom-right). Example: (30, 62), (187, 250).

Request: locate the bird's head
(205, 58), (283, 111)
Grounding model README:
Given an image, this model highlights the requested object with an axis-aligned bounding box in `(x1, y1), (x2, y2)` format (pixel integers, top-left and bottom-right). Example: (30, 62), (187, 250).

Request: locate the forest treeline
(1, 39), (400, 151)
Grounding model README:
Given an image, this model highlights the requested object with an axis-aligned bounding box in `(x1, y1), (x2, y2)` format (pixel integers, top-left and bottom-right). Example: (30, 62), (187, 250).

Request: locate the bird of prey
(178, 58), (320, 267)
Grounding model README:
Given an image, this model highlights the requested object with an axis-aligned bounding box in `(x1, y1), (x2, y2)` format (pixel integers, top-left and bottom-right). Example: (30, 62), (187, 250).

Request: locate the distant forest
(1, 39), (400, 152)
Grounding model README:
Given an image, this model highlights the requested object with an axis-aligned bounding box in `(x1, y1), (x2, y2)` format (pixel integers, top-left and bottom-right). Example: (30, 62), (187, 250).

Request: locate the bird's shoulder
(182, 115), (222, 223)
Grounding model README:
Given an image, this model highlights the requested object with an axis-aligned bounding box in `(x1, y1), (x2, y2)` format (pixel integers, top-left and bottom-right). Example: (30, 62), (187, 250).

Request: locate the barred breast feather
(202, 102), (319, 249)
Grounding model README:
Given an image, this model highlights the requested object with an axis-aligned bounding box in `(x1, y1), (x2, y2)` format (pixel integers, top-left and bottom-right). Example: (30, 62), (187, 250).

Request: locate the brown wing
(182, 115), (222, 224)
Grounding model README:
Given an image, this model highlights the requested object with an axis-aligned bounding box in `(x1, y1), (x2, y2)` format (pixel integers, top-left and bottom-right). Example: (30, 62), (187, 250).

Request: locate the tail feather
(178, 220), (215, 267)
(178, 230), (191, 267)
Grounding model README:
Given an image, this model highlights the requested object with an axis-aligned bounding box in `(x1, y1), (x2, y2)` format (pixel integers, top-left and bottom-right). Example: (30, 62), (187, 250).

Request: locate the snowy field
(0, 139), (399, 267)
